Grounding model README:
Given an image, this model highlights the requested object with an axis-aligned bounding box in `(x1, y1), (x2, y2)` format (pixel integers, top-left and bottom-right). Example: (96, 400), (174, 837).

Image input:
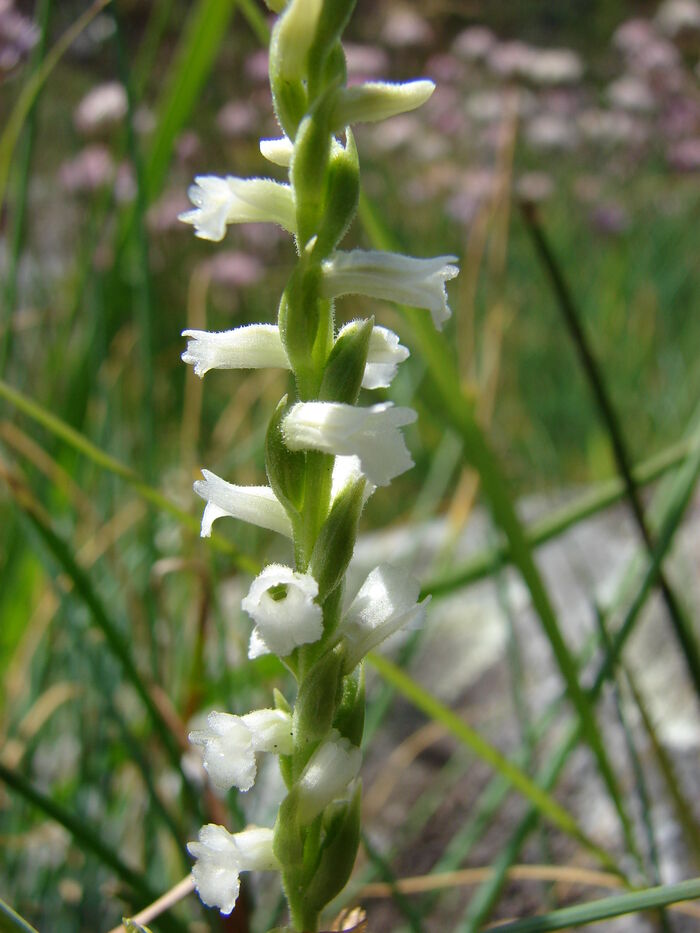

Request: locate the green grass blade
(521, 203), (700, 699)
(16, 505), (201, 817)
(0, 0), (112, 213)
(0, 377), (258, 571)
(458, 407), (700, 930)
(144, 0), (239, 201)
(360, 193), (641, 868)
(0, 0), (51, 378)
(488, 878), (700, 932)
(0, 899), (39, 933)
(0, 762), (158, 909)
(423, 435), (695, 599)
(367, 653), (620, 875)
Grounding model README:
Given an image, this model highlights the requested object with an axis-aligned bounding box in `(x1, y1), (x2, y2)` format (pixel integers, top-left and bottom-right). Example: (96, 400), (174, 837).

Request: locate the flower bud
(319, 318), (373, 404)
(332, 79), (435, 129)
(296, 731), (361, 823)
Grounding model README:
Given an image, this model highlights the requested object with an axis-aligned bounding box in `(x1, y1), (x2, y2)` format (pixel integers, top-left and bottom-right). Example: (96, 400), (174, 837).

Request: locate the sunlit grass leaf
(487, 877), (700, 932)
(0, 898), (39, 933)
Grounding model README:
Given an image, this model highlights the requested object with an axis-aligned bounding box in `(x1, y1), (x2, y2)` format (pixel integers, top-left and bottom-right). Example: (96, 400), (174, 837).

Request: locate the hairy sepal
(319, 317), (373, 404)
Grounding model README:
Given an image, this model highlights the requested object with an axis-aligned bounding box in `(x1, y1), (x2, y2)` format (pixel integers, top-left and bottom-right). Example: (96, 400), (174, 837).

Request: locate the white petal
(189, 711), (257, 792)
(334, 80), (435, 126)
(182, 325), (289, 376)
(241, 708), (294, 755)
(282, 401), (417, 487)
(188, 824), (241, 915)
(188, 824), (277, 915)
(341, 564), (429, 670)
(241, 564), (323, 657)
(296, 731), (362, 823)
(260, 136), (294, 167)
(323, 249), (459, 330)
(362, 324), (410, 389)
(179, 175), (295, 241)
(194, 470), (293, 538)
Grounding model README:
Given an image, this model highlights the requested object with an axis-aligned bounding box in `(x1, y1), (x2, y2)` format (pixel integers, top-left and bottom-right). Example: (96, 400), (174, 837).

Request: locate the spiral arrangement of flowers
(179, 1), (458, 928)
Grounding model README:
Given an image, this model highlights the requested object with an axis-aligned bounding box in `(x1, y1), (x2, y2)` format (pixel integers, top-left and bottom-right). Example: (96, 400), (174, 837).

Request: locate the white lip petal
(194, 470), (293, 539)
(323, 249), (459, 330)
(282, 401), (417, 487)
(179, 175), (296, 241)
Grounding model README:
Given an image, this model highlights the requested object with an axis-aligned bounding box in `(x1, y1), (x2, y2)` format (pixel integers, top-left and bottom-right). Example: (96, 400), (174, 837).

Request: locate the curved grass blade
(487, 877), (700, 932)
(521, 202), (700, 700)
(144, 0), (238, 200)
(0, 898), (39, 933)
(423, 435), (695, 599)
(0, 378), (258, 571)
(0, 762), (157, 909)
(359, 192), (639, 871)
(367, 653), (620, 876)
(458, 409), (700, 930)
(0, 0), (112, 212)
(14, 502), (201, 817)
(0, 0), (52, 378)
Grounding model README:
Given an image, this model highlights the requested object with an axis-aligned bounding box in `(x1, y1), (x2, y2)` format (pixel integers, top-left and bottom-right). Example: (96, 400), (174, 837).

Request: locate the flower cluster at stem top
(179, 0), (459, 927)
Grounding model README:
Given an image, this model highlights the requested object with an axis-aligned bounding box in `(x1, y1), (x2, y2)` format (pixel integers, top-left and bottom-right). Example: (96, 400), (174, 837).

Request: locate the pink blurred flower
(59, 145), (114, 193)
(487, 40), (536, 79)
(244, 48), (269, 84)
(344, 43), (389, 80)
(526, 113), (578, 150)
(425, 53), (465, 85)
(206, 251), (264, 288)
(516, 172), (554, 203)
(380, 6), (433, 48)
(613, 18), (657, 55)
(607, 75), (655, 112)
(217, 100), (258, 138)
(667, 136), (700, 171)
(656, 0), (700, 37)
(452, 26), (496, 62)
(589, 202), (630, 235)
(74, 82), (127, 135)
(524, 48), (583, 86)
(0, 0), (38, 75)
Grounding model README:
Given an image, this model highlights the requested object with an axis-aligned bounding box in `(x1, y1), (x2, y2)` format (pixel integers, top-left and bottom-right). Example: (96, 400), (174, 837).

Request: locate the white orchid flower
(179, 175), (296, 241)
(296, 730), (362, 823)
(242, 564), (323, 658)
(322, 249), (459, 330)
(188, 824), (277, 915)
(340, 563), (429, 671)
(333, 79), (435, 126)
(182, 322), (408, 389)
(282, 401), (417, 487)
(189, 709), (293, 792)
(193, 470), (293, 538)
